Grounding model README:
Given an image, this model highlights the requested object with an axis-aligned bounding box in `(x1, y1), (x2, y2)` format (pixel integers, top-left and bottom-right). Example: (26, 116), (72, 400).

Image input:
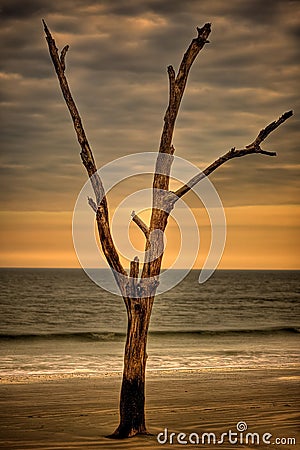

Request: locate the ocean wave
(0, 331), (125, 342)
(153, 326), (300, 337)
(0, 326), (299, 342)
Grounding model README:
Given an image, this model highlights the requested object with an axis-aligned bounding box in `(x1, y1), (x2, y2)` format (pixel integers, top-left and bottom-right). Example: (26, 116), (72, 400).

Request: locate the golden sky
(0, 205), (298, 269)
(0, 0), (299, 270)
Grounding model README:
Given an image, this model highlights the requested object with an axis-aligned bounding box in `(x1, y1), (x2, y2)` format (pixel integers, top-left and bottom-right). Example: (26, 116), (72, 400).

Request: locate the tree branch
(167, 65), (176, 107)
(174, 110), (293, 200)
(142, 25), (211, 280)
(88, 196), (97, 213)
(42, 20), (104, 204)
(130, 256), (139, 279)
(154, 24), (211, 189)
(125, 257), (140, 299)
(60, 45), (69, 71)
(43, 20), (127, 277)
(247, 110), (293, 149)
(174, 24), (211, 110)
(131, 211), (150, 239)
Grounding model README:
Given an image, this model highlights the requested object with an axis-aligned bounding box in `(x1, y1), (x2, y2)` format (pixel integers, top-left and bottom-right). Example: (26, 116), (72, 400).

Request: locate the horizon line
(0, 267), (299, 271)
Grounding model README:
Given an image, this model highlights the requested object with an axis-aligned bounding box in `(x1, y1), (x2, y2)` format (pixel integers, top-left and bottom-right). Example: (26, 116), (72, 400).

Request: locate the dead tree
(43, 21), (293, 439)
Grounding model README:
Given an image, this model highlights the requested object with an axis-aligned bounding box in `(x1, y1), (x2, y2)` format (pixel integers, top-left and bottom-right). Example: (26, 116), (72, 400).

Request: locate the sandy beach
(0, 368), (299, 449)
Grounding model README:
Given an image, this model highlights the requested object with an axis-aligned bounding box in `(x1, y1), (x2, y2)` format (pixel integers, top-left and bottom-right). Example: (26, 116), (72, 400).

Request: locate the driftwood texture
(43, 20), (293, 438)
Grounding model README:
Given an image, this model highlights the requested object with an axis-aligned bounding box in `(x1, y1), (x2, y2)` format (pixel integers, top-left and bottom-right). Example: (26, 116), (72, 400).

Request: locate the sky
(0, 0), (299, 270)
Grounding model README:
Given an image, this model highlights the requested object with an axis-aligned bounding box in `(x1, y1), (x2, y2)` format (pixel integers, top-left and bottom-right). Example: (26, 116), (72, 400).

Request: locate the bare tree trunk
(110, 296), (154, 438)
(43, 19), (293, 440)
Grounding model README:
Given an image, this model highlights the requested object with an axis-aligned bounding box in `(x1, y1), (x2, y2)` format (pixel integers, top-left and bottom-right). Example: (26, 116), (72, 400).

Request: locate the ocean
(0, 269), (299, 377)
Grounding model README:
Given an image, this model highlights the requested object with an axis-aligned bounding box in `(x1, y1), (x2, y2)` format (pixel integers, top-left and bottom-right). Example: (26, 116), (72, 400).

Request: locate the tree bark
(109, 296), (154, 438)
(43, 20), (293, 440)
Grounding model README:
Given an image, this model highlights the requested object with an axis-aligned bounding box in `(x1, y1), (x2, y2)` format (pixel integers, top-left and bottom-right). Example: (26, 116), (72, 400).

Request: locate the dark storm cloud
(0, 0), (299, 212)
(0, 0), (47, 20)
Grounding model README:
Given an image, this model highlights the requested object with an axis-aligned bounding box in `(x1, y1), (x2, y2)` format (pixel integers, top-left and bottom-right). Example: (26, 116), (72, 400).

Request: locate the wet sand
(0, 368), (299, 449)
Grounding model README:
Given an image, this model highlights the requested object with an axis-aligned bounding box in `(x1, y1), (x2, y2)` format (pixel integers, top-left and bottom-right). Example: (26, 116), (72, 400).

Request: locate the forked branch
(152, 24), (211, 192)
(44, 19), (293, 288)
(174, 110), (293, 200)
(142, 24), (212, 280)
(247, 110), (293, 150)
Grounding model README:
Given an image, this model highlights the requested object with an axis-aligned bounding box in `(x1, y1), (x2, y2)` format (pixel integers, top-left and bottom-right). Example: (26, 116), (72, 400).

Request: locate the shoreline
(0, 367), (299, 449)
(1, 365), (300, 385)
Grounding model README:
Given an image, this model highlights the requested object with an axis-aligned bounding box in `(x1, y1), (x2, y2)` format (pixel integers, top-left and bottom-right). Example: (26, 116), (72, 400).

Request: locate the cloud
(0, 0), (299, 217)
